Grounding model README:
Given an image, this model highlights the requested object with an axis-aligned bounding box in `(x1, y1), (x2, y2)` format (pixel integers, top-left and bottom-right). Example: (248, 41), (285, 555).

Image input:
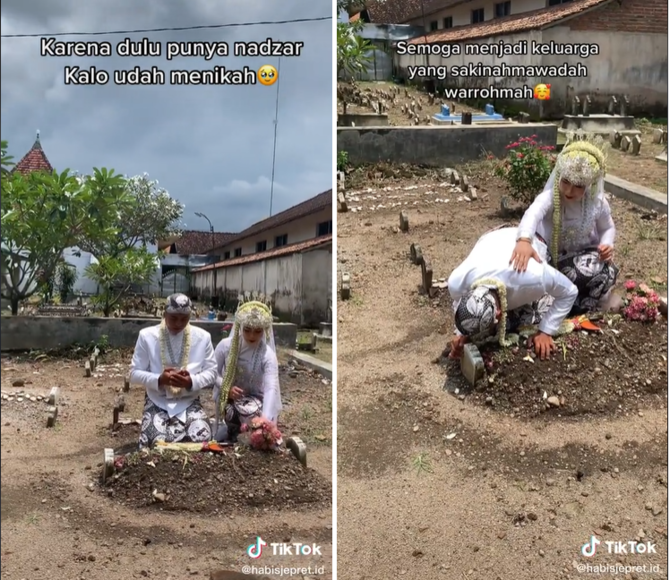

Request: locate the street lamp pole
(194, 212), (216, 307)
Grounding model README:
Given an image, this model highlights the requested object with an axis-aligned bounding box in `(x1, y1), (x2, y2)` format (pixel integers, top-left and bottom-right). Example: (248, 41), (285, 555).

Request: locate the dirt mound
(461, 319), (668, 419)
(102, 448), (331, 514)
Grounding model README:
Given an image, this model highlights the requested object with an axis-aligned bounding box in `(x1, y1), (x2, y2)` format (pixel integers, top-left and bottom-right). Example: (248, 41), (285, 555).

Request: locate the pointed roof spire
(12, 131), (53, 174)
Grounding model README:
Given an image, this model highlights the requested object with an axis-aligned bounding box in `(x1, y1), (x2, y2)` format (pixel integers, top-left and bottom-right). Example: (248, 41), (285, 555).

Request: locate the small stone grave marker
(340, 272), (351, 300)
(337, 192), (348, 212)
(47, 386), (60, 406)
(469, 187), (478, 201)
(421, 258), (433, 294)
(286, 436), (307, 468)
(631, 135), (641, 155)
(620, 136), (631, 151)
(450, 171), (460, 185)
(410, 243), (423, 265)
(89, 356), (96, 372)
(518, 112), (529, 123)
(123, 375), (130, 392)
(399, 211), (409, 232)
(610, 131), (622, 148)
(46, 405), (58, 428)
(102, 448), (115, 483)
(461, 344), (485, 387)
(571, 96), (580, 116)
(85, 360), (91, 377)
(460, 176), (469, 192)
(653, 128), (664, 143)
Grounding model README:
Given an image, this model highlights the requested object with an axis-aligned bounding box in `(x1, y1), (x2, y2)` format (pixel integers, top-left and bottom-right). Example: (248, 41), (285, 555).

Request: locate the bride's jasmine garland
(550, 135), (608, 263)
(159, 319), (191, 397)
(471, 277), (510, 347)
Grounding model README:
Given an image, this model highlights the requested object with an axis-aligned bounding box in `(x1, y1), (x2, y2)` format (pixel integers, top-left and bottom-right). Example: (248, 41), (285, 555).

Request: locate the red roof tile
(12, 135), (53, 175)
(210, 190), (332, 252)
(165, 230), (236, 255)
(409, 0), (611, 43)
(194, 234), (332, 272)
(364, 0), (424, 24)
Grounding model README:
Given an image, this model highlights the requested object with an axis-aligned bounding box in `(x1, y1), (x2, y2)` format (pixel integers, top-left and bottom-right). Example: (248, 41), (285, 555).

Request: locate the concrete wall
(212, 208), (332, 257)
(0, 316), (298, 352)
(301, 247), (333, 327)
(338, 123), (557, 166)
(410, 0), (544, 29)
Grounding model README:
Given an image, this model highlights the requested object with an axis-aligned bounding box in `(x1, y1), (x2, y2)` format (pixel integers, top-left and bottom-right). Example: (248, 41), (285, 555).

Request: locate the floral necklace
(159, 320), (191, 397)
(471, 277), (510, 347)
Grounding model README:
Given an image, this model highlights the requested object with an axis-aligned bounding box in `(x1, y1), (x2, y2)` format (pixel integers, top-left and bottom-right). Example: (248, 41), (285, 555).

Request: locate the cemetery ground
(336, 162), (668, 579)
(0, 348), (332, 580)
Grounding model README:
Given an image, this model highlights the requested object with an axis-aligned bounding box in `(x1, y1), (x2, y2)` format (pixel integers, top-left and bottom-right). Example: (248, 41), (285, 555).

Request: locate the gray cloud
(1, 0), (333, 233)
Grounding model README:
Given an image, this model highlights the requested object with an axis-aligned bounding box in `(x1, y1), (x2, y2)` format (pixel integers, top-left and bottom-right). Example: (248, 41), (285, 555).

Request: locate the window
(256, 240), (267, 252)
(471, 8), (485, 23)
(548, 0), (572, 4)
(223, 251), (230, 260)
(443, 16), (453, 28)
(429, 20), (438, 31)
(275, 234), (288, 247)
(494, 1), (510, 17)
(317, 220), (332, 236)
(234, 248), (242, 257)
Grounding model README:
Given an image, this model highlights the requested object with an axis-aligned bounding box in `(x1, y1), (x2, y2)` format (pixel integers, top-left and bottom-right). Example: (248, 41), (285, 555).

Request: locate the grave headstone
(653, 128), (664, 143)
(582, 95), (591, 116)
(340, 272), (351, 300)
(123, 375), (130, 393)
(620, 95), (629, 117)
(47, 386), (60, 406)
(460, 176), (470, 192)
(607, 95), (618, 115)
(610, 131), (622, 148)
(89, 356), (96, 372)
(663, 130), (668, 144)
(46, 405), (58, 428)
(461, 344), (485, 387)
(85, 361), (91, 377)
(337, 192), (348, 212)
(450, 171), (460, 185)
(102, 448), (115, 483)
(468, 187), (478, 201)
(421, 258), (433, 294)
(518, 112), (529, 123)
(399, 211), (409, 232)
(571, 96), (580, 116)
(286, 436), (307, 468)
(620, 136), (631, 151)
(631, 134), (641, 155)
(410, 243), (423, 265)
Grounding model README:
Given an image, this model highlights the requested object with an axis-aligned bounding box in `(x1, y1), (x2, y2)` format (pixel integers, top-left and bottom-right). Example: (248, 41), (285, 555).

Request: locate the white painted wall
(214, 208), (332, 257)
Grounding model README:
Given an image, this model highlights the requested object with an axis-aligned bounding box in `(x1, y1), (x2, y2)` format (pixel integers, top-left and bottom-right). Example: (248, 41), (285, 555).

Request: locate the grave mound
(101, 448), (331, 514)
(452, 320), (668, 419)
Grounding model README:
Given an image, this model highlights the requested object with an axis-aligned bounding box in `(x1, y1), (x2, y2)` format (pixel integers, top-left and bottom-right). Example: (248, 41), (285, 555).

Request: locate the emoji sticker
(258, 65), (278, 86)
(533, 83), (551, 100)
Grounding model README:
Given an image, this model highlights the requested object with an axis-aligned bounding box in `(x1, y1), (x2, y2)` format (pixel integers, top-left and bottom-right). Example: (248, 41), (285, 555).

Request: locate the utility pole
(194, 212), (217, 307)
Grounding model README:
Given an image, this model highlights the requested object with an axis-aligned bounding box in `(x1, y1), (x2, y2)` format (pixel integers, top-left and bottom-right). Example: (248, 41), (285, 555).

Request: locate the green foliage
(337, 151), (349, 172)
(86, 246), (163, 316)
(493, 136), (556, 207)
(56, 262), (77, 303)
(1, 140), (14, 175)
(1, 161), (129, 314)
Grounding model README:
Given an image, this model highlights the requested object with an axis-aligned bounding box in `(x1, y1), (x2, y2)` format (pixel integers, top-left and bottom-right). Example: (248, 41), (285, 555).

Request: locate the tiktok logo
(581, 535), (601, 557)
(247, 536), (267, 559)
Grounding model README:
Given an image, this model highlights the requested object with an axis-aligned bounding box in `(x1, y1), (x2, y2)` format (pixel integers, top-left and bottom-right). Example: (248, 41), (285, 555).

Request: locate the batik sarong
(222, 395), (264, 441)
(139, 396), (211, 449)
(556, 248), (619, 313)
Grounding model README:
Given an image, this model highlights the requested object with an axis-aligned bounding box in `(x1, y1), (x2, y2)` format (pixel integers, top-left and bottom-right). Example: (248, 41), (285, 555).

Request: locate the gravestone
(85, 361), (91, 377)
(653, 128), (664, 143)
(399, 211), (409, 232)
(461, 344), (485, 387)
(460, 176), (470, 192)
(607, 95), (618, 115)
(468, 187), (478, 201)
(123, 375), (130, 392)
(337, 192), (348, 212)
(450, 171), (460, 185)
(46, 405), (58, 428)
(517, 112), (529, 123)
(571, 96), (580, 116)
(582, 95), (591, 116)
(102, 448), (115, 483)
(410, 243), (423, 265)
(620, 136), (631, 151)
(620, 96), (629, 117)
(340, 272), (351, 300)
(286, 436), (307, 467)
(421, 258), (433, 293)
(610, 131), (622, 148)
(47, 386), (60, 406)
(631, 134), (641, 155)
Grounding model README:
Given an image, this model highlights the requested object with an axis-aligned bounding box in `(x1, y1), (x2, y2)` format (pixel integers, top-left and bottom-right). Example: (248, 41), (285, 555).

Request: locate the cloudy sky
(1, 0), (333, 234)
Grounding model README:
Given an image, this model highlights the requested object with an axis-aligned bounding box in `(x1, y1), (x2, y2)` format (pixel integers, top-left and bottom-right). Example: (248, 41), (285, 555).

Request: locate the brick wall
(568, 0), (667, 34)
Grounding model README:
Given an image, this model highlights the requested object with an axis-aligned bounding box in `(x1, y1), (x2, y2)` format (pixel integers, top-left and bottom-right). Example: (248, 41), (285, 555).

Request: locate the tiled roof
(210, 190), (332, 252)
(166, 230), (236, 255)
(409, 0), (611, 43)
(364, 0), (424, 24)
(12, 134), (53, 175)
(193, 234), (332, 272)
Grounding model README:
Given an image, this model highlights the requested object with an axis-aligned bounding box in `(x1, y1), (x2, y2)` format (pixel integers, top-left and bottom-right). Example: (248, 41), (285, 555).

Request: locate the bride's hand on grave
(598, 244), (613, 262)
(510, 240), (541, 272)
(530, 332), (555, 360)
(229, 386), (244, 401)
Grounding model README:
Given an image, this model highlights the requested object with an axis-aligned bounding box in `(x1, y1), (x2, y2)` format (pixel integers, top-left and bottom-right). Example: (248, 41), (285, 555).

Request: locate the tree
(77, 174), (184, 316)
(1, 164), (129, 314)
(1, 140), (14, 175)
